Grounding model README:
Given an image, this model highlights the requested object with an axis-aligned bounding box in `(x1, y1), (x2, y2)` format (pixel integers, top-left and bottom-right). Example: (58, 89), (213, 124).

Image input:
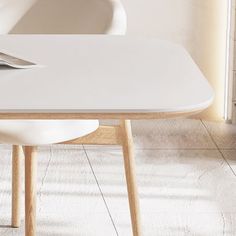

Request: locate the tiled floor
(0, 119), (236, 235)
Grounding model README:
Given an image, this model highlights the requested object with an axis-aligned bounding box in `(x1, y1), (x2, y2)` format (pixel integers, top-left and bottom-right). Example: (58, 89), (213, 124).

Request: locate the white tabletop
(0, 35), (213, 117)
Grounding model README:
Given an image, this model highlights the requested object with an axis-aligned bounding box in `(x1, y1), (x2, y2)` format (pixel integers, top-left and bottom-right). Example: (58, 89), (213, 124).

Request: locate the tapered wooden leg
(120, 120), (142, 236)
(12, 145), (23, 228)
(25, 146), (37, 236)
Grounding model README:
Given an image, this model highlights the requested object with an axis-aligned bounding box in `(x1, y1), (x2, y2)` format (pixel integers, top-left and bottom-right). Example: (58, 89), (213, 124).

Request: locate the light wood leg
(12, 145), (23, 228)
(25, 146), (37, 236)
(120, 120), (142, 236)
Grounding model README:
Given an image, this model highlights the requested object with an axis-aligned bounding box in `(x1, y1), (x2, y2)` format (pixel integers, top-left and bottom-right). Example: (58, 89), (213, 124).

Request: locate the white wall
(230, 0), (236, 123)
(122, 0), (228, 120)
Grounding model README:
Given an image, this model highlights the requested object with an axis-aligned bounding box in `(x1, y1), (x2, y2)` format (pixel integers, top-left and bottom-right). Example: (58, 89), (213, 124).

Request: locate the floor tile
(1, 122), (236, 236)
(203, 120), (236, 149)
(131, 119), (216, 149)
(37, 146), (116, 236)
(86, 148), (236, 235)
(221, 149), (236, 175)
(0, 145), (116, 236)
(141, 212), (236, 236)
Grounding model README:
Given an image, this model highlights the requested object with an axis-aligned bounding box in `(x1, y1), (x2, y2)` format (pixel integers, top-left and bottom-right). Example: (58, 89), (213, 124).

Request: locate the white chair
(1, 0), (127, 235)
(9, 0), (127, 35)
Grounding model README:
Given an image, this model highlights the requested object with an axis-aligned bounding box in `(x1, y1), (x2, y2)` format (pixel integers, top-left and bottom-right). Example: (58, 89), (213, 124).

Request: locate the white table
(0, 35), (213, 117)
(0, 35), (214, 236)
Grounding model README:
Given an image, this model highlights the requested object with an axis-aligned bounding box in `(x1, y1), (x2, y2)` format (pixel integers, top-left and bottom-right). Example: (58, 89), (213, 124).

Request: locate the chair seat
(0, 120), (99, 145)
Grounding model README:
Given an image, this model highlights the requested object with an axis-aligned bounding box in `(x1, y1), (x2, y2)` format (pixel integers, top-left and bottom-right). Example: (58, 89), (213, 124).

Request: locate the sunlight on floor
(0, 119), (236, 236)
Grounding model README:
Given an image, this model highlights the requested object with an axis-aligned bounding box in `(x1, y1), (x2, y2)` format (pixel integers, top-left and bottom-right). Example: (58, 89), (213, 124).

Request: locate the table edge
(0, 110), (203, 120)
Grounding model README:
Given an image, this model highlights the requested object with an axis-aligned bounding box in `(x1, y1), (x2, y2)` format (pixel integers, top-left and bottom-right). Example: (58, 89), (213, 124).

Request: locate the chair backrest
(8, 0), (127, 35)
(0, 0), (36, 34)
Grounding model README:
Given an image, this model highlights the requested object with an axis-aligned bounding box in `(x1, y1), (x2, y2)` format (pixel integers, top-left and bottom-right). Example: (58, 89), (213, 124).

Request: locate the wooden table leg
(25, 146), (37, 236)
(12, 145), (23, 228)
(120, 120), (142, 236)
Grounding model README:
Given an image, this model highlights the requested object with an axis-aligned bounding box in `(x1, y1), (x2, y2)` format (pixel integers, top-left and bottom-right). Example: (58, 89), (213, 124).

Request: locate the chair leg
(25, 146), (37, 236)
(12, 145), (23, 228)
(120, 120), (142, 236)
